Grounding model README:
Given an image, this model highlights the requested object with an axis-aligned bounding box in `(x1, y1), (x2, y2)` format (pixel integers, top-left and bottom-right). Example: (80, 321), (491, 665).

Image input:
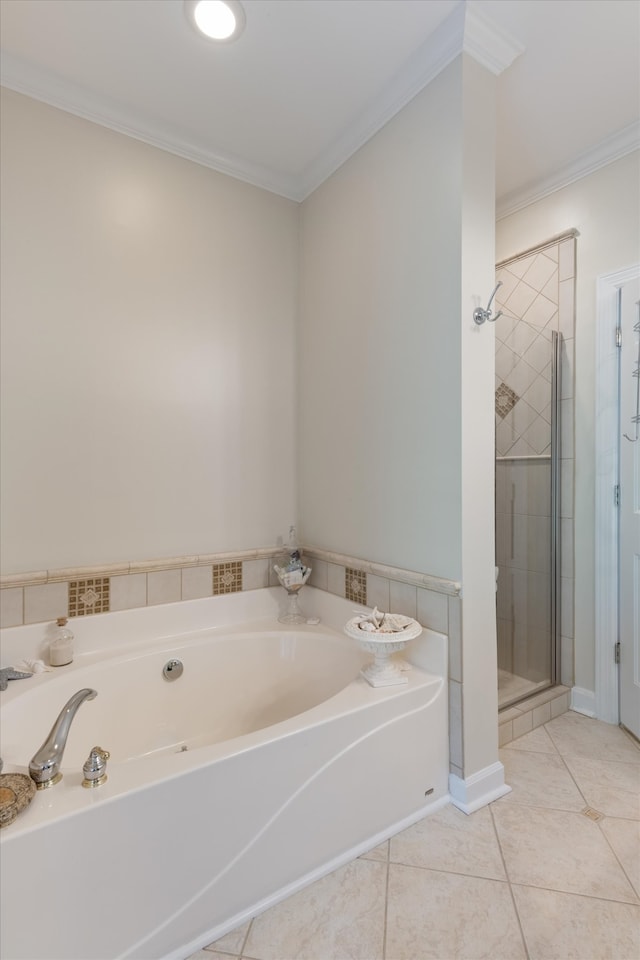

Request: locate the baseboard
(570, 686), (596, 718)
(449, 761), (511, 815)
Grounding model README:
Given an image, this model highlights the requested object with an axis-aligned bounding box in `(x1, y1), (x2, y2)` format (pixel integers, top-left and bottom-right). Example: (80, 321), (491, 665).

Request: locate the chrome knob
(82, 746), (110, 788)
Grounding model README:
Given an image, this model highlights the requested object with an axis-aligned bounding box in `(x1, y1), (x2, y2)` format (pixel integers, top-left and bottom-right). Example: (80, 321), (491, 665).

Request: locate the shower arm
(473, 281), (504, 326)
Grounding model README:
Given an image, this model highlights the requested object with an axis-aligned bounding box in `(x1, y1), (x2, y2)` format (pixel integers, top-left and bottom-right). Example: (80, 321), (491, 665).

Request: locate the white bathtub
(0, 588), (449, 960)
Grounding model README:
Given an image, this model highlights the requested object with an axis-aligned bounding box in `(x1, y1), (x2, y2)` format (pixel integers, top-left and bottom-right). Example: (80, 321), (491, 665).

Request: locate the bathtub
(0, 587), (449, 960)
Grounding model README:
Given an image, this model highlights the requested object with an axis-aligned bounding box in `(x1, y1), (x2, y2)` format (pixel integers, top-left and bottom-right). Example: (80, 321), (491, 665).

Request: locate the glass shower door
(494, 244), (562, 709)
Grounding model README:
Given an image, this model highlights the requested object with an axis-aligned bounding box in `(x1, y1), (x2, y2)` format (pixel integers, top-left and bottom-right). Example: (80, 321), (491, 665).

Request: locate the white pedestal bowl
(344, 615), (423, 687)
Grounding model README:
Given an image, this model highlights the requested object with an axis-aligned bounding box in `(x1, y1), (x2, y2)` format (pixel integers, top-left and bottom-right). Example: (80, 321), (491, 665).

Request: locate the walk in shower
(494, 234), (575, 709)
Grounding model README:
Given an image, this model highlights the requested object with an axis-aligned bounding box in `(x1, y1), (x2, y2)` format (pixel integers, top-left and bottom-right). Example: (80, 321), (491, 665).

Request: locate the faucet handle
(82, 746), (110, 788)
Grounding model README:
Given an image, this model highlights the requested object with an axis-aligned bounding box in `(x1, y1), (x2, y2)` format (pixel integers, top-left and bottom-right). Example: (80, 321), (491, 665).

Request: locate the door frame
(595, 263), (640, 723)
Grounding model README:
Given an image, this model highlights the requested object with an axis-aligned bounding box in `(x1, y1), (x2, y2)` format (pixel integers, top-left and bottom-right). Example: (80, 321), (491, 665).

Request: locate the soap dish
(0, 773), (36, 828)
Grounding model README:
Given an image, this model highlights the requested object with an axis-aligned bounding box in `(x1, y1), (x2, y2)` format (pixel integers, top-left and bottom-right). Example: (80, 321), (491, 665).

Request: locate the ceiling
(1, 0), (638, 216)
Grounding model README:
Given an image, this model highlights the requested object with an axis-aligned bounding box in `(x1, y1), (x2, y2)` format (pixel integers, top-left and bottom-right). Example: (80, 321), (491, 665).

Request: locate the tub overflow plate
(163, 659), (183, 681)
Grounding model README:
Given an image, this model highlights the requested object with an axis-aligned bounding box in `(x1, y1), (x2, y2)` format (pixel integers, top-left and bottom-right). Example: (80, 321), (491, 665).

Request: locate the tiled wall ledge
(302, 547), (461, 597)
(0, 548), (285, 628)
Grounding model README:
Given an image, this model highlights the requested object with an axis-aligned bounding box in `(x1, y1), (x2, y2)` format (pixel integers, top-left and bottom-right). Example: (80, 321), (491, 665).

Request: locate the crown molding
(297, 3), (467, 199)
(298, 2), (524, 198)
(496, 121), (640, 220)
(0, 52), (301, 201)
(463, 2), (525, 75)
(0, 2), (526, 205)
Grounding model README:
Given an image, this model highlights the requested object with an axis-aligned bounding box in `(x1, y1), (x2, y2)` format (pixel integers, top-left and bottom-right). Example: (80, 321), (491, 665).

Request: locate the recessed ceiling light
(184, 0), (245, 42)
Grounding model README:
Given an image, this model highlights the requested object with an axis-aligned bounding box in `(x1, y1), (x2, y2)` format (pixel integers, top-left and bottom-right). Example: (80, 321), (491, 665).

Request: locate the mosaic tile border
(213, 561), (242, 595)
(345, 567), (367, 604)
(1, 545), (462, 632)
(69, 577), (110, 617)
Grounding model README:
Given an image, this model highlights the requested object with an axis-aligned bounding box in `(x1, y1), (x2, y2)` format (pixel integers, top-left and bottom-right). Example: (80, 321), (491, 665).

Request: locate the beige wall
(299, 55), (499, 779)
(0, 89), (299, 574)
(298, 61), (464, 580)
(496, 150), (640, 696)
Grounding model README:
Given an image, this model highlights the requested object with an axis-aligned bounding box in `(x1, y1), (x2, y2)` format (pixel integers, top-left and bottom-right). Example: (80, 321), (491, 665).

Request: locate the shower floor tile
(498, 668), (550, 707)
(185, 712), (640, 960)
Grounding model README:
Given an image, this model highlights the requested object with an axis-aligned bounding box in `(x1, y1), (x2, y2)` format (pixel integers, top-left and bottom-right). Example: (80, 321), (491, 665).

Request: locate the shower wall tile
(148, 569), (181, 606)
(512, 569), (551, 631)
(523, 415), (551, 455)
(505, 322), (537, 358)
(508, 252), (536, 279)
(561, 577), (574, 638)
(182, 564), (214, 600)
(523, 375), (550, 415)
(561, 520), (574, 578)
(560, 398), (574, 457)
(524, 296), (557, 332)
(560, 637), (574, 686)
(497, 568), (513, 621)
(560, 338), (575, 400)
(506, 358), (538, 398)
(496, 343), (517, 381)
(109, 573), (147, 612)
(509, 515), (551, 574)
(0, 587), (23, 628)
(497, 618), (513, 674)
(24, 581), (68, 624)
(389, 580), (417, 619)
(558, 280), (576, 338)
(541, 270), (559, 303)
(560, 460), (574, 518)
(505, 280), (538, 317)
(327, 562), (346, 597)
(522, 252), (558, 291)
(511, 397), (538, 436)
(523, 334), (551, 373)
(495, 266), (519, 303)
(367, 573), (390, 612)
(558, 238), (575, 281)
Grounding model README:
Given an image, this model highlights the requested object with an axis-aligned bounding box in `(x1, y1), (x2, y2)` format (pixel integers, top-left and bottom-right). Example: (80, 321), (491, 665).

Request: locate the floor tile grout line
(544, 716), (640, 764)
(509, 879), (640, 908)
(492, 789), (639, 906)
(596, 819), (640, 903)
(489, 801), (531, 960)
(239, 919), (254, 957)
(386, 858), (510, 884)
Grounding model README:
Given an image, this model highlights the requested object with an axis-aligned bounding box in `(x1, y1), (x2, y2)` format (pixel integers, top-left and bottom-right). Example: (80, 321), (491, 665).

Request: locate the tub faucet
(29, 688), (97, 789)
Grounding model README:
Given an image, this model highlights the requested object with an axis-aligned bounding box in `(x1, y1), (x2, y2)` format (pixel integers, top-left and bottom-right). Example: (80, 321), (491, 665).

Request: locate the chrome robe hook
(474, 281), (503, 325)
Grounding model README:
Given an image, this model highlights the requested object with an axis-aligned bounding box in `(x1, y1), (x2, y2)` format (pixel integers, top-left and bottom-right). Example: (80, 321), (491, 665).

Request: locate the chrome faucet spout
(29, 688), (97, 788)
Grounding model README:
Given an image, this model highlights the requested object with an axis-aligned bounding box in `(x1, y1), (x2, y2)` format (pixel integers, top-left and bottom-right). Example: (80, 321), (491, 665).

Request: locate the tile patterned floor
(186, 712), (640, 960)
